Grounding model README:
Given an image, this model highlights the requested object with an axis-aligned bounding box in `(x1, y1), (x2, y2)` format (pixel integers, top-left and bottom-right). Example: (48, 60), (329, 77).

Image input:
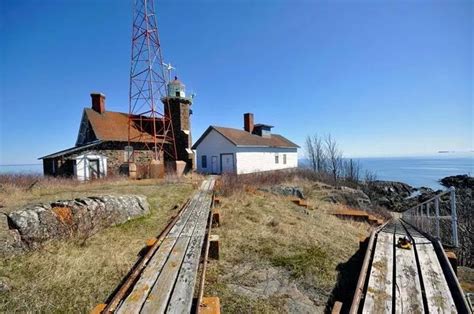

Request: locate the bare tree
(344, 158), (361, 184)
(325, 134), (342, 186)
(305, 135), (317, 172)
(364, 170), (377, 186)
(312, 134), (326, 172)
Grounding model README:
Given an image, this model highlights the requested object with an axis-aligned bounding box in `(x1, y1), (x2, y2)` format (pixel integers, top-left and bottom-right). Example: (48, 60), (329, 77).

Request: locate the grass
(0, 175), (195, 312)
(271, 246), (333, 281)
(204, 176), (371, 312)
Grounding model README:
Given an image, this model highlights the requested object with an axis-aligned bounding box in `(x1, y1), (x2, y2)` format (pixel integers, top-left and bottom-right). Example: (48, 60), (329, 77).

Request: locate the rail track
(93, 178), (218, 314)
(350, 219), (471, 313)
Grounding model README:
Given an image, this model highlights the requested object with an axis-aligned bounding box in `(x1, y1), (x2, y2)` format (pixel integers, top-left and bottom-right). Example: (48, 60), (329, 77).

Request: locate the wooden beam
(363, 229), (394, 313)
(403, 223), (457, 313)
(198, 297), (221, 314)
(394, 222), (424, 313)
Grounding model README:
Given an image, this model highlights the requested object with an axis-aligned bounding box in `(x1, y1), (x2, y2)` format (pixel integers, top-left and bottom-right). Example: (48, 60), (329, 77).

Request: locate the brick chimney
(91, 93), (106, 114)
(244, 113), (254, 133)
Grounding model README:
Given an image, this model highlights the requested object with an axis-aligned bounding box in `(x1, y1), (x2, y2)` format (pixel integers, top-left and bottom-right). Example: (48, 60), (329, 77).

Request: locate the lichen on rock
(1, 194), (150, 256)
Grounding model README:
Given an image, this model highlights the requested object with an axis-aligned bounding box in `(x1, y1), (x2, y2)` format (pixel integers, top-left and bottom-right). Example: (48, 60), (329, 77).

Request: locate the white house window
(202, 155), (207, 168)
(283, 154), (287, 164)
(275, 154), (279, 164)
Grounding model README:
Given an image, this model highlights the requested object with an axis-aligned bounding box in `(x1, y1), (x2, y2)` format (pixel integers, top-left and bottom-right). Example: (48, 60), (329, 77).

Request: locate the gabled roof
(84, 108), (164, 143)
(192, 126), (300, 149)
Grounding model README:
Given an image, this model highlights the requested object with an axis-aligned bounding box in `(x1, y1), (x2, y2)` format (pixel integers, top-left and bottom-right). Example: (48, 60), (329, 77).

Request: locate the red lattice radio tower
(128, 0), (177, 161)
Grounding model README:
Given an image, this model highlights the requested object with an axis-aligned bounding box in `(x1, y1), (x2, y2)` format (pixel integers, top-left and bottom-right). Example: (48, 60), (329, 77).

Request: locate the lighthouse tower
(163, 76), (194, 170)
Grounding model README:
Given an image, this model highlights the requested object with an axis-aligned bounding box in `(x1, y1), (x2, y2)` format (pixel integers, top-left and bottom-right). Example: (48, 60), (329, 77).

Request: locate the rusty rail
(102, 199), (191, 313)
(195, 193), (215, 313)
(349, 220), (390, 314)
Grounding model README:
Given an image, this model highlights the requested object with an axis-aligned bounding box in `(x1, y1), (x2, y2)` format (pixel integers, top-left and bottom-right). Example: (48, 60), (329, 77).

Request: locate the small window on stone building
(275, 154), (279, 164)
(202, 155), (207, 168)
(176, 91), (180, 97)
(283, 154), (287, 164)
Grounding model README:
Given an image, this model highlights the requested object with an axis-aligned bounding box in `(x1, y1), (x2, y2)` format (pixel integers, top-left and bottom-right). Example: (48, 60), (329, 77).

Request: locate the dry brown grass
(0, 176), (195, 312)
(205, 179), (371, 312)
(0, 173), (202, 214)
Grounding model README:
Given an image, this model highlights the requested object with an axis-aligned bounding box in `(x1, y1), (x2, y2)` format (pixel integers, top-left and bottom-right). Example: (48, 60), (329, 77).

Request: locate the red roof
(85, 109), (166, 143)
(192, 126), (299, 149)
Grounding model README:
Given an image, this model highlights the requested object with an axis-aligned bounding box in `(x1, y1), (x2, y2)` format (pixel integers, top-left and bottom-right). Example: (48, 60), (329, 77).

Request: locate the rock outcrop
(362, 180), (416, 211)
(258, 186), (305, 199)
(440, 174), (474, 189)
(322, 186), (372, 211)
(1, 195), (150, 256)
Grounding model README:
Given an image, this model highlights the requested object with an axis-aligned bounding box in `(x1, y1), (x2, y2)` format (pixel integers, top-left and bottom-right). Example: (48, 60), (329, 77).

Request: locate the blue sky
(0, 0), (472, 165)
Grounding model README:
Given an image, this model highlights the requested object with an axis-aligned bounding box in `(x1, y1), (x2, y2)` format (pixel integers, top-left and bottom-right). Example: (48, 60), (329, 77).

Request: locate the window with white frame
(275, 154), (279, 164)
(283, 154), (287, 164)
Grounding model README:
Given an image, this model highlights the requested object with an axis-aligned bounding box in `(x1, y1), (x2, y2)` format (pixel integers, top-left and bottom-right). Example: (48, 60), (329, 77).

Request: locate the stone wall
(0, 194), (150, 256)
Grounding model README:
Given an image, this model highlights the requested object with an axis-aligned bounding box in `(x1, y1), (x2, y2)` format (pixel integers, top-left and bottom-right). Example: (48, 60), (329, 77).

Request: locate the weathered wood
(141, 193), (211, 313)
(116, 238), (176, 314)
(165, 234), (206, 313)
(115, 178), (215, 313)
(103, 199), (190, 313)
(116, 191), (203, 313)
(363, 230), (394, 313)
(166, 196), (213, 313)
(403, 223), (457, 313)
(141, 237), (191, 314)
(394, 222), (424, 314)
(198, 297), (221, 314)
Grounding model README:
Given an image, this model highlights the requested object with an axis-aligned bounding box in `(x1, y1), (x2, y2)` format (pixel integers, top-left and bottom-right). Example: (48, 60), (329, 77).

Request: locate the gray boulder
(0, 213), (25, 255)
(2, 195), (149, 255)
(259, 186), (305, 199)
(323, 186), (372, 210)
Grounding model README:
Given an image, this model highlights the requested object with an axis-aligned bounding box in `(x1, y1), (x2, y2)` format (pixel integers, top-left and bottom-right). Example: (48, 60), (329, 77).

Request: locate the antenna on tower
(127, 0), (177, 165)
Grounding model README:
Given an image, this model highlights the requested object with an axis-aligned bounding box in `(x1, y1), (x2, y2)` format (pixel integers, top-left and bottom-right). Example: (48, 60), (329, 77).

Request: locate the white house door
(220, 154), (234, 173)
(211, 156), (218, 174)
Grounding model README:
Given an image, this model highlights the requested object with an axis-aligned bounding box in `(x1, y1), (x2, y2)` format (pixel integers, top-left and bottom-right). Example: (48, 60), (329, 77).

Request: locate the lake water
(300, 155), (473, 190)
(0, 164), (43, 175)
(1, 155), (473, 190)
(355, 156), (473, 190)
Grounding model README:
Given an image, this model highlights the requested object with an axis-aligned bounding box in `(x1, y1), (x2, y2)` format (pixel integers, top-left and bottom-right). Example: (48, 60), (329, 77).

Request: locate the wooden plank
(164, 196), (213, 312)
(141, 237), (191, 314)
(141, 186), (212, 313)
(394, 222), (424, 314)
(116, 188), (204, 313)
(117, 178), (214, 313)
(116, 238), (176, 314)
(403, 223), (457, 313)
(165, 234), (206, 313)
(363, 230), (394, 313)
(167, 191), (203, 238)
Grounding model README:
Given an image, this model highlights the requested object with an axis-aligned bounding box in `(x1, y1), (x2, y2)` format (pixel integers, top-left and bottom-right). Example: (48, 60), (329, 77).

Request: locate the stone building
(40, 78), (193, 180)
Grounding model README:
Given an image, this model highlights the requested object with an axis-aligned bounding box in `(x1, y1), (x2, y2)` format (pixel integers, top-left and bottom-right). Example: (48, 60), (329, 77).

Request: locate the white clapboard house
(192, 113), (299, 174)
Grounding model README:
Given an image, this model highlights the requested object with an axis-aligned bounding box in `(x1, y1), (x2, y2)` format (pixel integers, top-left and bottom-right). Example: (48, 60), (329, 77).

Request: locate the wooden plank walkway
(402, 222), (457, 313)
(393, 220), (424, 314)
(116, 178), (215, 314)
(363, 226), (394, 313)
(361, 219), (460, 314)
